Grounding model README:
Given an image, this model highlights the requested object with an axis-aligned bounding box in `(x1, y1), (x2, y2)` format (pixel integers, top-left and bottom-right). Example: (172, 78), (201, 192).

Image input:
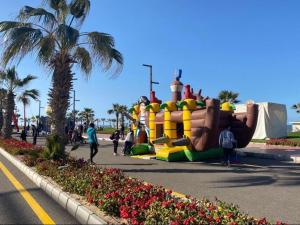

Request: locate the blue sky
(1, 0), (300, 122)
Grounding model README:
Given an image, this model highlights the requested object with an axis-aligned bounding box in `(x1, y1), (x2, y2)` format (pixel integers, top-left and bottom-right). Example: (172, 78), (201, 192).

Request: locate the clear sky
(1, 0), (300, 122)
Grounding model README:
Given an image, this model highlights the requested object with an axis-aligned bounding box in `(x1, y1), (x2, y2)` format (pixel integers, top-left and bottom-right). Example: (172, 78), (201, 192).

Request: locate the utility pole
(142, 64), (159, 98)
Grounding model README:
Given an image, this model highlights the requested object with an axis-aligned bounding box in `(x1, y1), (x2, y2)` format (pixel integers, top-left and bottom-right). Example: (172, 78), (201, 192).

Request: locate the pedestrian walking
(87, 123), (99, 164)
(122, 128), (134, 155)
(110, 130), (120, 156)
(219, 126), (236, 167)
(31, 124), (37, 145)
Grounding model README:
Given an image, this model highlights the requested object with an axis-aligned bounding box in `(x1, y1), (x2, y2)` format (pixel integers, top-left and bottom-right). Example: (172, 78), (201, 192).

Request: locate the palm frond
(218, 90), (240, 104)
(0, 21), (31, 34)
(107, 109), (114, 115)
(2, 26), (43, 66)
(292, 103), (300, 113)
(57, 24), (79, 48)
(18, 6), (57, 29)
(6, 67), (17, 81)
(69, 0), (90, 24)
(37, 35), (57, 64)
(74, 47), (92, 75)
(24, 89), (40, 100)
(44, 0), (68, 23)
(86, 32), (123, 74)
(16, 75), (37, 87)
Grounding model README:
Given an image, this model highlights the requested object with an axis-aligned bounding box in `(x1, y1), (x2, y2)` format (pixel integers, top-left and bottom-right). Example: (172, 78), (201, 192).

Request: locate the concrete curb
(0, 148), (107, 225)
(236, 149), (294, 162)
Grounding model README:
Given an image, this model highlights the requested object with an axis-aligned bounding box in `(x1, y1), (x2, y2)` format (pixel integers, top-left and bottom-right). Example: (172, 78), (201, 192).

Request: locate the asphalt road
(0, 153), (79, 224)
(18, 135), (300, 224)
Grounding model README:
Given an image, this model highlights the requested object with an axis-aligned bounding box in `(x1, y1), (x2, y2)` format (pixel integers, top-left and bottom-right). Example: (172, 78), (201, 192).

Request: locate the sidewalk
(91, 134), (300, 163)
(238, 143), (300, 163)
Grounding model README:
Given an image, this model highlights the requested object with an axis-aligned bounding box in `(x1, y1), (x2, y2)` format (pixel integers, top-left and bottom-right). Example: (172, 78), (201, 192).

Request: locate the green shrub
(43, 135), (66, 160)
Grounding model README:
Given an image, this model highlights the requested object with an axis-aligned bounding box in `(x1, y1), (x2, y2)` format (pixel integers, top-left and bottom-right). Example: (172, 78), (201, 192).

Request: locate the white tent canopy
(235, 102), (287, 139)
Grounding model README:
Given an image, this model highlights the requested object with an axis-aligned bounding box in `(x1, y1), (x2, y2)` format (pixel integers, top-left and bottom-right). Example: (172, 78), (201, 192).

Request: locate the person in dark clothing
(31, 124), (37, 145)
(20, 130), (27, 142)
(219, 126), (236, 167)
(87, 123), (99, 164)
(110, 130), (120, 156)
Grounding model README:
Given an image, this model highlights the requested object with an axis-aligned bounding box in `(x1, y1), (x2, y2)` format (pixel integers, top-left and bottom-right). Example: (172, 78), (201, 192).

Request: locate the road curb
(236, 149), (293, 161)
(0, 147), (107, 225)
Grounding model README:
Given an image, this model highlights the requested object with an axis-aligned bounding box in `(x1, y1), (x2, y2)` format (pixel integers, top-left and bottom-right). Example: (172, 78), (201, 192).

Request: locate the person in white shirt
(122, 128), (134, 155)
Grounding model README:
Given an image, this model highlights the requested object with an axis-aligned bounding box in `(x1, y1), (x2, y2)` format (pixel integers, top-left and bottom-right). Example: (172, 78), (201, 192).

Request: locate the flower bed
(0, 137), (287, 225)
(266, 139), (300, 147)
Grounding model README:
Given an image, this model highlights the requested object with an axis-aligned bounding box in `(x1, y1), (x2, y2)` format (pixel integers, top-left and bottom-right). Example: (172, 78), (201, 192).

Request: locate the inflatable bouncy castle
(128, 71), (258, 162)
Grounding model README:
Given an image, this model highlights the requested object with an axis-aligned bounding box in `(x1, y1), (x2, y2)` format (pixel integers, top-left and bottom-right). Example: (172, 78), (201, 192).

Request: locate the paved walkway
(94, 134), (300, 163)
(18, 135), (300, 223)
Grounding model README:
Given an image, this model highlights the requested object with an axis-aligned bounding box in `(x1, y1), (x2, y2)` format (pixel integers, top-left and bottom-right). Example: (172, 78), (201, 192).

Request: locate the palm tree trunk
(3, 91), (14, 138)
(49, 53), (73, 140)
(116, 112), (119, 129)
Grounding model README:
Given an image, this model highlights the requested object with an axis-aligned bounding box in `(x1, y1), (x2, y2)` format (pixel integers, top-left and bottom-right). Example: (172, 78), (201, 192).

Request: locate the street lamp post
(38, 100), (44, 127)
(71, 78), (80, 127)
(142, 64), (159, 98)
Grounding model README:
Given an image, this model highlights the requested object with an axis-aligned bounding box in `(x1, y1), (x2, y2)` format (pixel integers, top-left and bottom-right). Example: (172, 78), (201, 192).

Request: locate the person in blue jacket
(87, 123), (99, 164)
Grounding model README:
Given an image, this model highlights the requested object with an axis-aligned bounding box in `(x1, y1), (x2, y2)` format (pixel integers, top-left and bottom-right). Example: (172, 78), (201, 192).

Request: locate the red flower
(170, 221), (180, 225)
(131, 210), (138, 218)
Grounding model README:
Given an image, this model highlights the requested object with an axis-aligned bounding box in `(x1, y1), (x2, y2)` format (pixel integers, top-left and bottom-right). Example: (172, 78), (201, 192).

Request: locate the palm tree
(77, 111), (84, 124)
(111, 118), (117, 128)
(218, 90), (240, 104)
(119, 105), (128, 128)
(17, 89), (39, 129)
(107, 103), (123, 129)
(101, 118), (106, 127)
(0, 0), (123, 142)
(0, 67), (37, 138)
(292, 103), (300, 113)
(0, 88), (6, 131)
(80, 108), (94, 125)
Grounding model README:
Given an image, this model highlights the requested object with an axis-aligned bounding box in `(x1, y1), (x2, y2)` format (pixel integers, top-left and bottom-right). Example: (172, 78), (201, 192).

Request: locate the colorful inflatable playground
(127, 71), (258, 162)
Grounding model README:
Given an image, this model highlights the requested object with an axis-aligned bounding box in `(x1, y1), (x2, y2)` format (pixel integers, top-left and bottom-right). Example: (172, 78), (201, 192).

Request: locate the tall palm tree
(218, 90), (240, 104)
(119, 105), (128, 128)
(101, 118), (106, 127)
(80, 108), (94, 125)
(292, 103), (300, 113)
(0, 67), (37, 138)
(77, 111), (84, 124)
(107, 103), (123, 129)
(111, 118), (117, 129)
(0, 0), (123, 142)
(0, 88), (6, 131)
(17, 89), (39, 129)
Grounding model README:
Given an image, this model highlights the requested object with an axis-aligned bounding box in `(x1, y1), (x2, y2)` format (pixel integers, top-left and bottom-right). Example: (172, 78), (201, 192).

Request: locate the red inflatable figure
(184, 85), (196, 100)
(150, 91), (162, 104)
